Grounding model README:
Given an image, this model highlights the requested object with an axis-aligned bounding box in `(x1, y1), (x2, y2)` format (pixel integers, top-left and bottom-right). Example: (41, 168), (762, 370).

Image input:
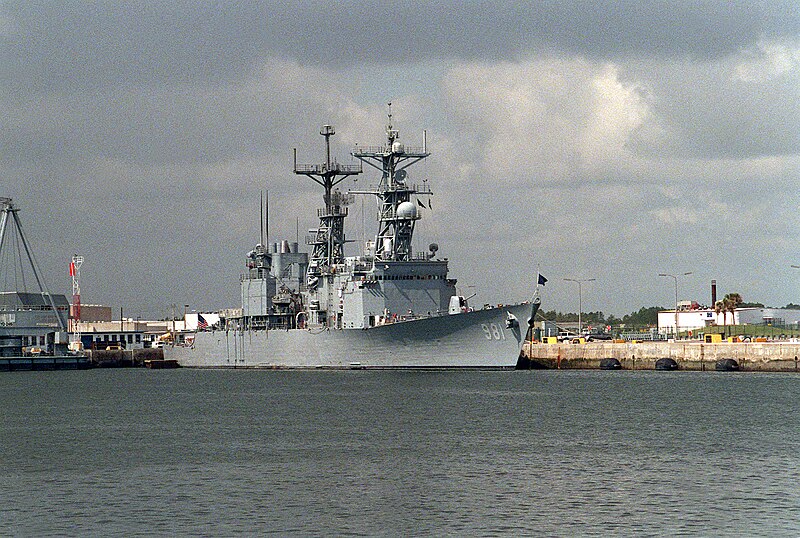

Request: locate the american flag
(197, 314), (209, 330)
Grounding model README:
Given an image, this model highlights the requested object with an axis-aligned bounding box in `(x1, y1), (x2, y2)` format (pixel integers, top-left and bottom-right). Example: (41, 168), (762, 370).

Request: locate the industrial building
(0, 291), (71, 356)
(70, 304), (112, 322)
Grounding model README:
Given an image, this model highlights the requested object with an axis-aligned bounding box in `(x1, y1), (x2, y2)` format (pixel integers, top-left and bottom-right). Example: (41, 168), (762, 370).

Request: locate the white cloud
(735, 39), (800, 83)
(580, 64), (649, 170)
(440, 58), (654, 188)
(624, 39), (800, 159)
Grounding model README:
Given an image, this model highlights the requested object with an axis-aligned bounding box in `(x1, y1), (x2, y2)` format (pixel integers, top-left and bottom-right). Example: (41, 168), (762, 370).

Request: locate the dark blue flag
(538, 274), (548, 286)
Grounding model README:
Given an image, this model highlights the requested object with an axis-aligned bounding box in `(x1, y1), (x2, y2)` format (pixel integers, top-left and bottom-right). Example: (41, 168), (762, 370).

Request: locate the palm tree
(714, 300), (726, 336)
(723, 293), (743, 338)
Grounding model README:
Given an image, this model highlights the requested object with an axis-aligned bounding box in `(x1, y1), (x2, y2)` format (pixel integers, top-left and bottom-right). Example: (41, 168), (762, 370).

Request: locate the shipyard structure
(0, 198), (84, 368)
(0, 291), (70, 357)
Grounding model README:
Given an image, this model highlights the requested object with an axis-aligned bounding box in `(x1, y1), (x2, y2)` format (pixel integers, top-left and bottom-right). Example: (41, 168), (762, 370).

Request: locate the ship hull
(164, 303), (533, 369)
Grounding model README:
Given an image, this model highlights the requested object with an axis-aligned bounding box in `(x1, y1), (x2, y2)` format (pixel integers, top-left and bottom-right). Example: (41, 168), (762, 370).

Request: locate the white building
(658, 307), (800, 334)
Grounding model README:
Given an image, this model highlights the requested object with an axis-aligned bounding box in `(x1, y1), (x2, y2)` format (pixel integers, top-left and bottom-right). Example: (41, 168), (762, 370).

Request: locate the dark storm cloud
(4, 1), (799, 93)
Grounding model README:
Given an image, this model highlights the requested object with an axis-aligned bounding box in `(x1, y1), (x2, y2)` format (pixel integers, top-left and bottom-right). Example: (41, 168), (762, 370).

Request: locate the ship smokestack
(711, 279), (717, 306)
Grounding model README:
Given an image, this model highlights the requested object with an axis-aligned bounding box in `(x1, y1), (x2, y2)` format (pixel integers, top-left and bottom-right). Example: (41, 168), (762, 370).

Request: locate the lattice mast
(69, 255), (83, 344)
(351, 106), (431, 262)
(293, 125), (361, 287)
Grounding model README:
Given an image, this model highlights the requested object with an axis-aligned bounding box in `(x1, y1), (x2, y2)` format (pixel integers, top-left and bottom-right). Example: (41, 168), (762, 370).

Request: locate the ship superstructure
(291, 114), (453, 329)
(238, 227), (309, 331)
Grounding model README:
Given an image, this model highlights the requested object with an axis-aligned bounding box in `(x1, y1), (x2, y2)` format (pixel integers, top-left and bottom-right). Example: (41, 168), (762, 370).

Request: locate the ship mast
(351, 105), (431, 262)
(293, 126), (361, 287)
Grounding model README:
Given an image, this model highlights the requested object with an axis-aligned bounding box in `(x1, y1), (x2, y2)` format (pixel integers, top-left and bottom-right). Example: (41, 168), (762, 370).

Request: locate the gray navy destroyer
(165, 114), (540, 368)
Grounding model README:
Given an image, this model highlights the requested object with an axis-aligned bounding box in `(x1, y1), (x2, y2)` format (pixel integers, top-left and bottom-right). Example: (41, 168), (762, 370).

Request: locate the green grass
(683, 325), (800, 339)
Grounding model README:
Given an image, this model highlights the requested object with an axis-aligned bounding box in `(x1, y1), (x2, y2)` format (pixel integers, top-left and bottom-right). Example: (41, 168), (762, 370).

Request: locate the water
(2, 369), (799, 536)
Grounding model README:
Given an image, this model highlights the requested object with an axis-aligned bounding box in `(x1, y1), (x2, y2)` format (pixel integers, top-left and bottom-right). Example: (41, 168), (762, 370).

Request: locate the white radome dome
(396, 201), (417, 220)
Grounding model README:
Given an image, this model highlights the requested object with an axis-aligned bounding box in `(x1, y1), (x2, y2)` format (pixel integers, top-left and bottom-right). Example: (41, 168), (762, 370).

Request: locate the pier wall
(0, 355), (92, 371)
(1, 348), (166, 371)
(519, 342), (800, 371)
(89, 348), (163, 367)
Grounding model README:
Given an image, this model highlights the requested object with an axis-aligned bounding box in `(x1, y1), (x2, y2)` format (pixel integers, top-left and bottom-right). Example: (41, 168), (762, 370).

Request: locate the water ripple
(2, 370), (800, 535)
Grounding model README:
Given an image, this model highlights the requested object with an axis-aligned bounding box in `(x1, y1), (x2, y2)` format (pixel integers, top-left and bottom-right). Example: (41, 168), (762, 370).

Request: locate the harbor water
(2, 369), (799, 536)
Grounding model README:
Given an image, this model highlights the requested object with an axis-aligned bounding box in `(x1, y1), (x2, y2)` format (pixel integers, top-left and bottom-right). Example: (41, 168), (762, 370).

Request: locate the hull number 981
(481, 323), (505, 340)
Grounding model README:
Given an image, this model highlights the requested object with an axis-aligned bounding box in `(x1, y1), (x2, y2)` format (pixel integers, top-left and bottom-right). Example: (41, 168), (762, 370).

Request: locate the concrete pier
(518, 341), (800, 372)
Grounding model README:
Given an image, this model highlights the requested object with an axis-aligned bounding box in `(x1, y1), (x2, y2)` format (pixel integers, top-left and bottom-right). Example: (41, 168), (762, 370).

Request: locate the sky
(2, 1), (799, 319)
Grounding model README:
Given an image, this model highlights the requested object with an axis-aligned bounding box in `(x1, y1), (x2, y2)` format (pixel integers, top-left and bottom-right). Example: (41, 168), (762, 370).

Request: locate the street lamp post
(658, 272), (692, 339)
(564, 278), (595, 335)
(790, 266), (800, 338)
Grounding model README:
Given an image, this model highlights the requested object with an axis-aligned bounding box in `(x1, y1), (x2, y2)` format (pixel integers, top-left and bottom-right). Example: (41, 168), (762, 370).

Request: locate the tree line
(536, 306), (663, 328)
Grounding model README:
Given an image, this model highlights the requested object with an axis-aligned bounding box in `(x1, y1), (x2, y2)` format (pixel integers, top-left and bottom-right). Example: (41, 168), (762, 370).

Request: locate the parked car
(585, 332), (613, 342)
